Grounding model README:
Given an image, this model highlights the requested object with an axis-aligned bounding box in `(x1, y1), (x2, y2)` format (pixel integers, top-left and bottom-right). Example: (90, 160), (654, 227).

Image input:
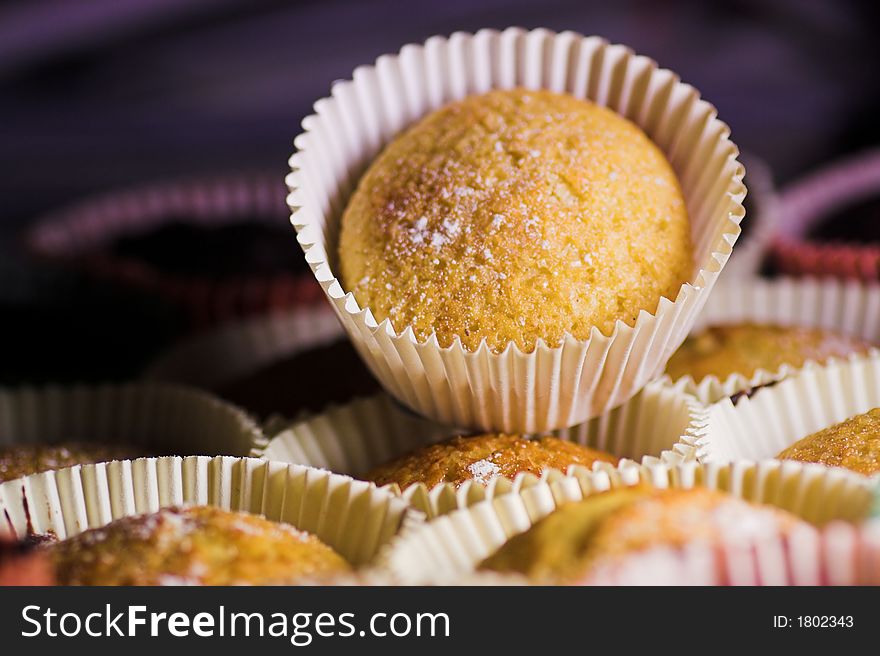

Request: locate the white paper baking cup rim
(663, 277), (880, 405)
(0, 382), (264, 457)
(287, 27), (745, 433)
(679, 350), (880, 467)
(0, 455), (420, 568)
(251, 379), (709, 517)
(377, 459), (874, 583)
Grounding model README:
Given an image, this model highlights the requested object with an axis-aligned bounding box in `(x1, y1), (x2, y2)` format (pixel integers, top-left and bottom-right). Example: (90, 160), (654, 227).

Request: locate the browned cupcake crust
(48, 505), (351, 585)
(339, 88), (691, 353)
(0, 442), (152, 484)
(479, 486), (806, 583)
(363, 433), (618, 490)
(777, 407), (880, 475)
(665, 322), (873, 383)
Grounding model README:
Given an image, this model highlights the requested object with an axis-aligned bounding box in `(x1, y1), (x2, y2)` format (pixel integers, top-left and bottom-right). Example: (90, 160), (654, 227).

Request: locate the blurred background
(1, 0), (879, 387)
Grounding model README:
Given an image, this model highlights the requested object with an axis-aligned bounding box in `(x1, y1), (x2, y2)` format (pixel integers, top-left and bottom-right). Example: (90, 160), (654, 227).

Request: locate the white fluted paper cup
(145, 306), (343, 389)
(251, 379), (707, 517)
(377, 459), (873, 583)
(0, 383), (263, 460)
(665, 277), (880, 404)
(678, 351), (880, 465)
(287, 27), (745, 433)
(582, 520), (880, 585)
(720, 154), (778, 279)
(0, 456), (419, 568)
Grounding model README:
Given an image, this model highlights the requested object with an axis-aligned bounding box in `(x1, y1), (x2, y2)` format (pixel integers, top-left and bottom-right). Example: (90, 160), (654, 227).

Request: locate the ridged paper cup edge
(0, 382), (264, 458)
(0, 455), (421, 568)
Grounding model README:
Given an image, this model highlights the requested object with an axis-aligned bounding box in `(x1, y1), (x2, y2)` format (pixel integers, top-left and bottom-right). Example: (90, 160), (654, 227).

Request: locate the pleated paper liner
(26, 172), (323, 331)
(769, 149), (880, 282)
(288, 27), (745, 433)
(377, 459), (874, 583)
(676, 350), (880, 464)
(0, 456), (419, 569)
(665, 277), (880, 404)
(251, 379), (708, 518)
(581, 520), (880, 585)
(0, 383), (263, 459)
(145, 306), (343, 390)
(719, 154), (778, 279)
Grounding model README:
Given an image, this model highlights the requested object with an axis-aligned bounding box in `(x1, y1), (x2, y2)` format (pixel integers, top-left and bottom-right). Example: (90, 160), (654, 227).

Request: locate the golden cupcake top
(48, 505), (351, 585)
(479, 486), (806, 583)
(0, 442), (152, 484)
(665, 322), (873, 383)
(339, 88), (691, 353)
(363, 433), (618, 489)
(777, 407), (880, 476)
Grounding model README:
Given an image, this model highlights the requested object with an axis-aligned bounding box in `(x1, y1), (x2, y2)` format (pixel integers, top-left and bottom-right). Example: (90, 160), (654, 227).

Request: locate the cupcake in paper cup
(0, 456), (418, 584)
(26, 172), (323, 331)
(680, 350), (880, 476)
(581, 520), (880, 585)
(770, 149), (880, 282)
(251, 379), (707, 517)
(662, 277), (879, 404)
(377, 459), (873, 584)
(288, 27), (745, 433)
(0, 383), (263, 483)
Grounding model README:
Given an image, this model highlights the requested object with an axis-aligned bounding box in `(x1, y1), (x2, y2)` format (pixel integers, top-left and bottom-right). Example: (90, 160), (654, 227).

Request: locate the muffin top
(479, 487), (805, 583)
(0, 535), (55, 586)
(339, 88), (692, 353)
(48, 505), (351, 585)
(363, 433), (619, 490)
(0, 442), (151, 484)
(777, 407), (880, 475)
(665, 322), (873, 383)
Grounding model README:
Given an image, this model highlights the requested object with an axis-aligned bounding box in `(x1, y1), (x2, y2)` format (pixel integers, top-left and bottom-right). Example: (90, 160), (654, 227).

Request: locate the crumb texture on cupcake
(665, 322), (873, 382)
(479, 487), (806, 583)
(777, 408), (880, 475)
(48, 506), (351, 585)
(363, 433), (618, 489)
(339, 88), (692, 353)
(0, 442), (152, 484)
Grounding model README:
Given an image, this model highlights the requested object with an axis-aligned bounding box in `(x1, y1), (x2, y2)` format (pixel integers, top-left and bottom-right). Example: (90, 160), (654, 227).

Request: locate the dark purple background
(0, 0), (878, 383)
(2, 0), (879, 231)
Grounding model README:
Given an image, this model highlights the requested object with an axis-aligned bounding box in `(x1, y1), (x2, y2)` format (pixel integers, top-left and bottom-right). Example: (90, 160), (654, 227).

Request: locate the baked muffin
(479, 487), (805, 583)
(48, 505), (350, 585)
(777, 407), (880, 475)
(339, 88), (692, 353)
(0, 442), (151, 484)
(665, 322), (873, 382)
(364, 433), (618, 489)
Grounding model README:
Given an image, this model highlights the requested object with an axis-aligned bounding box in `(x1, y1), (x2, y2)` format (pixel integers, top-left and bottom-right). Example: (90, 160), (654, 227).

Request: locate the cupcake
(479, 487), (807, 583)
(364, 433), (619, 490)
(665, 322), (873, 384)
(48, 505), (350, 585)
(26, 173), (322, 330)
(0, 442), (151, 484)
(339, 88), (692, 353)
(290, 28), (744, 432)
(777, 408), (880, 475)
